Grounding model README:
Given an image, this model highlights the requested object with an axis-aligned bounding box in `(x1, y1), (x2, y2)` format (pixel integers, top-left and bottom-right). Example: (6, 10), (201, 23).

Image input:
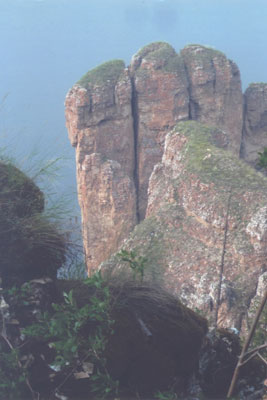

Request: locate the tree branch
(227, 290), (267, 398)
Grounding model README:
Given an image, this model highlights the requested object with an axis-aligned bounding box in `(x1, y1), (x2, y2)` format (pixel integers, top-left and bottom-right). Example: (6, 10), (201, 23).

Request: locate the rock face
(65, 41), (267, 329)
(66, 42), (249, 274)
(181, 45), (243, 156)
(65, 61), (137, 271)
(103, 121), (267, 331)
(130, 43), (190, 219)
(242, 83), (267, 165)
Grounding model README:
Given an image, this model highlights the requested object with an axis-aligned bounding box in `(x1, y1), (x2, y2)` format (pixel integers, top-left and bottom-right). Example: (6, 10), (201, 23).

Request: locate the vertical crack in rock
(182, 60), (193, 120)
(240, 93), (247, 159)
(131, 76), (140, 223)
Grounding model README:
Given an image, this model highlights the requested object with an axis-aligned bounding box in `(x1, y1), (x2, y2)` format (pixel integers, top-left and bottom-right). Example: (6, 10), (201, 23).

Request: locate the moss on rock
(134, 41), (186, 75)
(174, 121), (267, 193)
(77, 59), (125, 88)
(182, 44), (226, 62)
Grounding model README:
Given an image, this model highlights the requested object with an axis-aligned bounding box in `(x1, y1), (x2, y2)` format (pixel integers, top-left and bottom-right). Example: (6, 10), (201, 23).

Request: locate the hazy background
(1, 0), (267, 210)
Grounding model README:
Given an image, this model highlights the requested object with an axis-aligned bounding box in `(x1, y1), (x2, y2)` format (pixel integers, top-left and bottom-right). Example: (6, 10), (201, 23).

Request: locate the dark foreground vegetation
(0, 160), (266, 400)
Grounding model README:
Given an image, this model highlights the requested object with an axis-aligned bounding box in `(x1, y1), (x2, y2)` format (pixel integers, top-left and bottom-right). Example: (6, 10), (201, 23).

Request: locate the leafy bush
(23, 271), (118, 398)
(257, 147), (267, 169)
(0, 344), (28, 400)
(117, 249), (147, 281)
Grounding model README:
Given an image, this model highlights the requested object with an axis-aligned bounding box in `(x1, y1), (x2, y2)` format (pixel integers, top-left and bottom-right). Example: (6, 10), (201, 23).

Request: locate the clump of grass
(0, 160), (70, 287)
(77, 59), (125, 88)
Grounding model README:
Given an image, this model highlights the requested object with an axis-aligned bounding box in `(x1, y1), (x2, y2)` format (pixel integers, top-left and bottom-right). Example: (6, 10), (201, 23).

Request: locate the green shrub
(257, 147), (267, 169)
(23, 271), (118, 398)
(117, 249), (147, 281)
(0, 344), (28, 400)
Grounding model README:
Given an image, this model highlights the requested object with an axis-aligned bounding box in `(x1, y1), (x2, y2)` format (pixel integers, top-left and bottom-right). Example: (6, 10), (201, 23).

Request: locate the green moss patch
(77, 59), (125, 88)
(135, 42), (186, 75)
(174, 121), (267, 193)
(135, 42), (175, 59)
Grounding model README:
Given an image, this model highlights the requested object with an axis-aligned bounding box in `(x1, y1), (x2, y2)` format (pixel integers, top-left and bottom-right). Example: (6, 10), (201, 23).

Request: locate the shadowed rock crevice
(130, 75), (140, 223)
(241, 83), (267, 166)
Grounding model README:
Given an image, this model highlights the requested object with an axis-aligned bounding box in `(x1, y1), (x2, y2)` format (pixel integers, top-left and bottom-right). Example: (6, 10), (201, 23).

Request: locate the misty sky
(0, 0), (267, 204)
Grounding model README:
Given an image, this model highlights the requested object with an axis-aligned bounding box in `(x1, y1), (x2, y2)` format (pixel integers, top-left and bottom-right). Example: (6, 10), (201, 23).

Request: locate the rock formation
(103, 121), (267, 331)
(242, 83), (267, 165)
(65, 61), (137, 271)
(65, 42), (253, 274)
(181, 45), (243, 156)
(65, 42), (267, 329)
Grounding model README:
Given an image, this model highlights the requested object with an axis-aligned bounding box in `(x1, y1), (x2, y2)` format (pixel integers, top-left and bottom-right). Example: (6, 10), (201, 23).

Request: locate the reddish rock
(79, 153), (136, 273)
(65, 61), (137, 273)
(65, 42), (266, 293)
(242, 83), (267, 165)
(105, 121), (267, 331)
(130, 42), (190, 219)
(181, 45), (243, 156)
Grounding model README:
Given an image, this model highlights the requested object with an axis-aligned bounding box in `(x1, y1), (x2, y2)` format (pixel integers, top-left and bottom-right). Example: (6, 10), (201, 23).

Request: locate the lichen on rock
(77, 59), (125, 88)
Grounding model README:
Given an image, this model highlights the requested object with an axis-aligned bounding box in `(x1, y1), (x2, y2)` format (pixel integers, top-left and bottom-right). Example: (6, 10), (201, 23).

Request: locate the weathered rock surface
(66, 42), (252, 274)
(242, 83), (267, 165)
(181, 45), (243, 156)
(79, 153), (136, 271)
(65, 61), (137, 272)
(130, 42), (190, 219)
(103, 121), (267, 331)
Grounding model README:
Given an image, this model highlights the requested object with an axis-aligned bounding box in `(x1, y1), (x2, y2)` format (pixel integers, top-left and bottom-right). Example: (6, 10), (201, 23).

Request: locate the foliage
(248, 287), (267, 360)
(23, 271), (118, 398)
(0, 341), (28, 400)
(154, 390), (178, 400)
(257, 147), (267, 169)
(117, 249), (147, 281)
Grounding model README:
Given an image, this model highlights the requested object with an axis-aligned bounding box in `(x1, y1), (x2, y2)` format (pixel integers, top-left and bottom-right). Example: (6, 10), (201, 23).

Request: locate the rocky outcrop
(242, 83), (267, 165)
(129, 42), (190, 219)
(66, 42), (249, 274)
(65, 61), (137, 272)
(1, 160), (264, 399)
(103, 121), (267, 331)
(181, 45), (243, 156)
(79, 154), (136, 272)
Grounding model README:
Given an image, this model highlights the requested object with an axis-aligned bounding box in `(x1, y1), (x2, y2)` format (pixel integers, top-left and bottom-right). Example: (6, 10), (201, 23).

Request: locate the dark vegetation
(257, 147), (267, 170)
(0, 162), (65, 287)
(0, 160), (266, 400)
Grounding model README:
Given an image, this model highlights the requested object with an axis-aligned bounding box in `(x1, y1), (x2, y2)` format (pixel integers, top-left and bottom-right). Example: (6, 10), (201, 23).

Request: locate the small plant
(117, 249), (147, 282)
(0, 343), (28, 399)
(23, 270), (118, 398)
(257, 147), (267, 169)
(6, 283), (31, 307)
(155, 389), (178, 400)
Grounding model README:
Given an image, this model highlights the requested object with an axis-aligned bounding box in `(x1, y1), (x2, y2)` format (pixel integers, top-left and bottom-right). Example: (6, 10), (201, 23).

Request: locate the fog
(1, 0), (266, 206)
